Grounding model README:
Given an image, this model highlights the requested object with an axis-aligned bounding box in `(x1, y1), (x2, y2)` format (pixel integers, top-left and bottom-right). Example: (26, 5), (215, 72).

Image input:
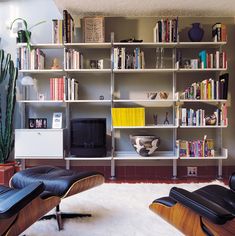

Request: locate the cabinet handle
(37, 132), (41, 135)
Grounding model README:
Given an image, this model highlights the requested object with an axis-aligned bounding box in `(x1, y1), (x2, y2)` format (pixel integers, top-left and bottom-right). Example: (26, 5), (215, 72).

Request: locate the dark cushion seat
(11, 165), (104, 197)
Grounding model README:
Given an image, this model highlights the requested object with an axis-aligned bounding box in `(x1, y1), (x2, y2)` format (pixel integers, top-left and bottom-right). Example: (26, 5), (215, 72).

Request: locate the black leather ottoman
(10, 165), (105, 230)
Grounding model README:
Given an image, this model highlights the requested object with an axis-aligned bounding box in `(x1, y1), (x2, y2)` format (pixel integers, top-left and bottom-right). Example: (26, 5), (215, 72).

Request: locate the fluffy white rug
(22, 181), (225, 236)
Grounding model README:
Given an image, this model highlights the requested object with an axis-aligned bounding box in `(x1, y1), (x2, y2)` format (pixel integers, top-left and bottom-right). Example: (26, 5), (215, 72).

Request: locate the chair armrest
(170, 187), (234, 225)
(0, 182), (45, 219)
(229, 172), (235, 191)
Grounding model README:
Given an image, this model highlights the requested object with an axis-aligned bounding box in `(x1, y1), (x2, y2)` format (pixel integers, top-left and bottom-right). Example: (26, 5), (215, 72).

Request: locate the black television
(70, 118), (106, 157)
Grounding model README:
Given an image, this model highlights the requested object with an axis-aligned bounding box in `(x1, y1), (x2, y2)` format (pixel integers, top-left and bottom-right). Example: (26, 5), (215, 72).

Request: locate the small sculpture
(159, 91), (169, 100)
(164, 112), (170, 125)
(205, 114), (217, 125)
(51, 58), (60, 69)
(99, 95), (104, 100)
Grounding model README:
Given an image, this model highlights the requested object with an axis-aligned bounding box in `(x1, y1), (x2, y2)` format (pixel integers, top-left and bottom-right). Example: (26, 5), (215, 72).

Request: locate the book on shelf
(63, 10), (74, 43)
(52, 19), (63, 44)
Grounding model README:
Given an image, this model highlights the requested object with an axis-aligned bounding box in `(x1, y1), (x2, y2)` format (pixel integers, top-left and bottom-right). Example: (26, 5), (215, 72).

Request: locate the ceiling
(53, 0), (235, 17)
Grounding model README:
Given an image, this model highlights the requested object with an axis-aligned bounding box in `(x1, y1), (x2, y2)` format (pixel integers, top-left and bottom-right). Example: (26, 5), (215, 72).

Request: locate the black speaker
(70, 118), (106, 157)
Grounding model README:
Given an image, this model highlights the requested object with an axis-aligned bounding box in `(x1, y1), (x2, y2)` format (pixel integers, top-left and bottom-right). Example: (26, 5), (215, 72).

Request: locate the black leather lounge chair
(0, 182), (60, 236)
(150, 173), (235, 236)
(10, 165), (105, 230)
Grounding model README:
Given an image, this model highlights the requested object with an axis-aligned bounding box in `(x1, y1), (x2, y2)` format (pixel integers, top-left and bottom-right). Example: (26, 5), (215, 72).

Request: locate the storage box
(112, 108), (145, 126)
(83, 17), (105, 43)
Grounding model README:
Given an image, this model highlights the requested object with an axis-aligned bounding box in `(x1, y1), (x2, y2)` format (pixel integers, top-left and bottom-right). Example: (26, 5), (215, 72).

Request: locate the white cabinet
(15, 129), (64, 159)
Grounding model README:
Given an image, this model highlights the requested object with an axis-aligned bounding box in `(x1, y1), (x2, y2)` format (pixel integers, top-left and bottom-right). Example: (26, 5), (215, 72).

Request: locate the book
(219, 73), (229, 99)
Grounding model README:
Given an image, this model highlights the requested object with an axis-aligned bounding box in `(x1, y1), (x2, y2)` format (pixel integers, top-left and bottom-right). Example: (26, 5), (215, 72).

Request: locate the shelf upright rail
(172, 46), (177, 179)
(110, 32), (116, 179)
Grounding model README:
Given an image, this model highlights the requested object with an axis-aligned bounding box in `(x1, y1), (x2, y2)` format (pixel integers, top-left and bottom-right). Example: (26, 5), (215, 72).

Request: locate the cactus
(0, 49), (18, 163)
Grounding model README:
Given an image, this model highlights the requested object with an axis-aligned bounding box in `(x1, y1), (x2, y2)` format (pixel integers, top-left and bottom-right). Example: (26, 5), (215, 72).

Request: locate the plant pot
(17, 30), (31, 43)
(188, 23), (204, 42)
(0, 165), (14, 186)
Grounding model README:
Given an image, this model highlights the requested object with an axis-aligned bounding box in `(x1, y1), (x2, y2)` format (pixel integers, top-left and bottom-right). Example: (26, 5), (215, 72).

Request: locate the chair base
(40, 205), (91, 230)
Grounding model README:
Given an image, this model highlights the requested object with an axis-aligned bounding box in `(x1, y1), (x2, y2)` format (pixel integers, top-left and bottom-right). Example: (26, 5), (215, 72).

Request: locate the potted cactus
(0, 49), (18, 184)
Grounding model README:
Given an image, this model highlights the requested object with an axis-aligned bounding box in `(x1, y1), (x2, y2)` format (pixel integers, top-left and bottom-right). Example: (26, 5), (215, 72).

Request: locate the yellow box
(112, 108), (145, 126)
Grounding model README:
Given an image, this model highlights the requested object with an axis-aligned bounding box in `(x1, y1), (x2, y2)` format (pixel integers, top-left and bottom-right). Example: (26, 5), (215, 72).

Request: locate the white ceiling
(53, 0), (235, 17)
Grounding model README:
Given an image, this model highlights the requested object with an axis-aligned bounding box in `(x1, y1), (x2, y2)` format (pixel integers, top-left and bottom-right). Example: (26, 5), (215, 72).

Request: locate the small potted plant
(10, 18), (46, 49)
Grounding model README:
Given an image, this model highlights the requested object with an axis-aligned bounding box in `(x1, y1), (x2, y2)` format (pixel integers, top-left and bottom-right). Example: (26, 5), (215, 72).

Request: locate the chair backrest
(229, 172), (235, 191)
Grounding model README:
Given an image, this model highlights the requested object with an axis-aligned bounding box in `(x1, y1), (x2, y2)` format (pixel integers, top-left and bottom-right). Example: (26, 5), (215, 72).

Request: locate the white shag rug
(22, 181), (225, 236)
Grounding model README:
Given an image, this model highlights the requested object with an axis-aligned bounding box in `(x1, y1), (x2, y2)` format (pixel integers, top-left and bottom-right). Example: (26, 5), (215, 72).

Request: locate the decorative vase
(17, 30), (31, 43)
(130, 135), (160, 157)
(188, 23), (204, 42)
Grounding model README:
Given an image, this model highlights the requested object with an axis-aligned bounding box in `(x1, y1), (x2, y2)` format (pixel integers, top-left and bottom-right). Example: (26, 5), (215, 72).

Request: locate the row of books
(16, 47), (45, 70)
(112, 108), (145, 126)
(153, 18), (178, 43)
(50, 76), (79, 101)
(113, 47), (145, 69)
(212, 23), (227, 42)
(180, 73), (229, 100)
(65, 49), (84, 69)
(177, 138), (214, 157)
(198, 50), (227, 69)
(180, 105), (228, 126)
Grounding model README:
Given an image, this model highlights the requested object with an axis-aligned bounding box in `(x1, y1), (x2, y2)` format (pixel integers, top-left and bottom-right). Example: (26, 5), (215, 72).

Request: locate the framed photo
(28, 118), (36, 129)
(83, 17), (105, 43)
(28, 118), (47, 129)
(52, 112), (62, 129)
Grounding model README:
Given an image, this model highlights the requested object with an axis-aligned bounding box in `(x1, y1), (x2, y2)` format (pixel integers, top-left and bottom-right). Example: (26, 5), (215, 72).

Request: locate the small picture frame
(28, 118), (47, 129)
(52, 112), (62, 129)
(28, 118), (36, 129)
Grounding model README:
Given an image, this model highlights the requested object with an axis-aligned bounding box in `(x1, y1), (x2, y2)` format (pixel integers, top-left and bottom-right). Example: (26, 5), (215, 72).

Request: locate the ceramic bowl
(130, 135), (160, 157)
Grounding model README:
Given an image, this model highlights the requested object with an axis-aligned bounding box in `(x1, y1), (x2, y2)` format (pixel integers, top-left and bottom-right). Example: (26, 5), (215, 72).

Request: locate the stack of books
(177, 138), (214, 157)
(112, 108), (145, 126)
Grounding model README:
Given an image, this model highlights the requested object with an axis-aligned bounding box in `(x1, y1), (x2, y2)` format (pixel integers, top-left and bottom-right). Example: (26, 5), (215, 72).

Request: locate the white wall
(0, 0), (234, 168)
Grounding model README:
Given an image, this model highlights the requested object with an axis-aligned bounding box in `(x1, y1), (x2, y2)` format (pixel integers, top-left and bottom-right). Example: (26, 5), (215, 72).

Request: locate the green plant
(0, 49), (18, 163)
(10, 18), (46, 49)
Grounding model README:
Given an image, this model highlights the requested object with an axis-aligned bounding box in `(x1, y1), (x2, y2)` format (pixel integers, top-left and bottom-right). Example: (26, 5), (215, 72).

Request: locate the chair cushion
(194, 184), (235, 215)
(11, 165), (104, 197)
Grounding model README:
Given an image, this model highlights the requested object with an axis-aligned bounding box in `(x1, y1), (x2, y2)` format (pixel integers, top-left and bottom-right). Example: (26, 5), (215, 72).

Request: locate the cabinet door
(15, 130), (64, 158)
